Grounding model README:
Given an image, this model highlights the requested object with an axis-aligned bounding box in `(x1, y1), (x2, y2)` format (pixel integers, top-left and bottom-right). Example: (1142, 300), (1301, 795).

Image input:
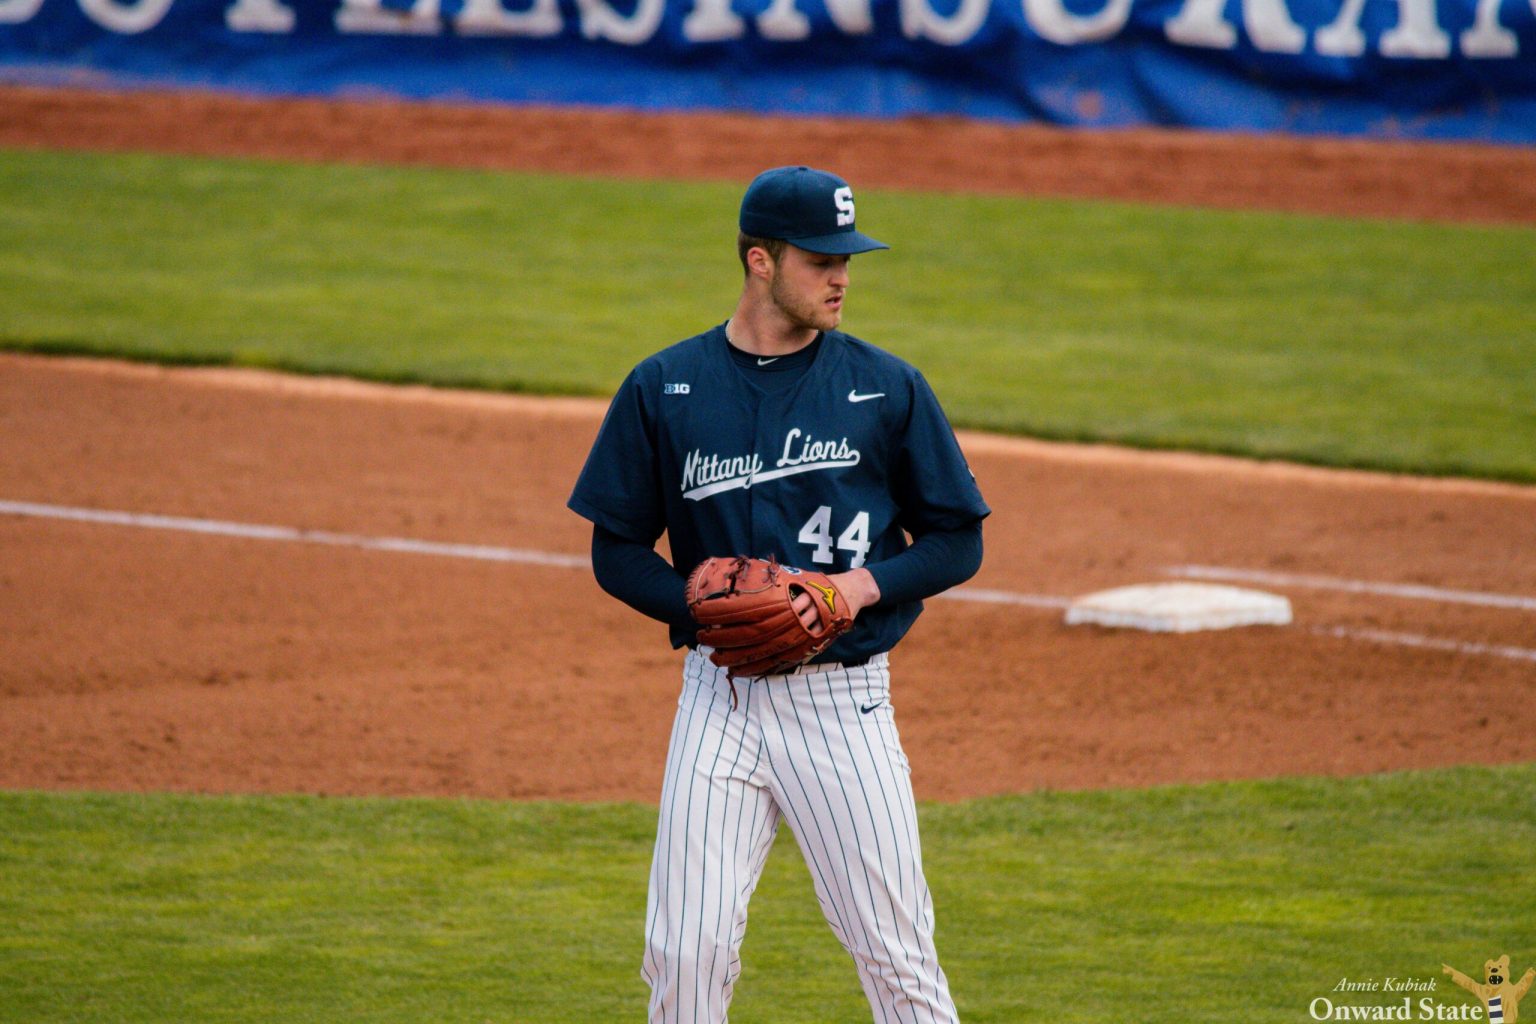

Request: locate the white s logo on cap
(833, 186), (855, 227)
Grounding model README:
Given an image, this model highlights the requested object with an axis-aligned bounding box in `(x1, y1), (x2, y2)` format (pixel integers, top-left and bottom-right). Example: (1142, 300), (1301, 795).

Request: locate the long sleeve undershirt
(590, 520), (984, 630)
(590, 526), (695, 629)
(865, 519), (983, 606)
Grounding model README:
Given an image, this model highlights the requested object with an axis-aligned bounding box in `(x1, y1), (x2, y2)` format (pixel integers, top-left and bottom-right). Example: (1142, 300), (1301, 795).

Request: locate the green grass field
(3, 148), (1534, 479)
(2, 766), (1530, 1023)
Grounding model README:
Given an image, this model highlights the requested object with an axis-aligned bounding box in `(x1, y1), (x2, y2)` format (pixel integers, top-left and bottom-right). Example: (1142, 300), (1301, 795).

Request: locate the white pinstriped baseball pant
(642, 648), (960, 1023)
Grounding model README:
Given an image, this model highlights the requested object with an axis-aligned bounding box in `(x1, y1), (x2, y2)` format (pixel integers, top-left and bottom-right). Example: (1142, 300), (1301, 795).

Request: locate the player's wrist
(832, 568), (881, 616)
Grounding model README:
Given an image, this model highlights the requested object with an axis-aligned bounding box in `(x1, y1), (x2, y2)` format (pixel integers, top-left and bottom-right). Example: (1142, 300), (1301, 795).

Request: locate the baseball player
(568, 165), (989, 1023)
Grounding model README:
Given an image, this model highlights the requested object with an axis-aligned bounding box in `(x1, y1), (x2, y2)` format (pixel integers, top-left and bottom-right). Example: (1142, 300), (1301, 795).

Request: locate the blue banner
(2, 0), (1534, 141)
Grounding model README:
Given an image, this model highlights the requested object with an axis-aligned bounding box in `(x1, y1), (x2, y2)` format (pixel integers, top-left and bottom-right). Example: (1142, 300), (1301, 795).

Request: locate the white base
(1064, 582), (1292, 633)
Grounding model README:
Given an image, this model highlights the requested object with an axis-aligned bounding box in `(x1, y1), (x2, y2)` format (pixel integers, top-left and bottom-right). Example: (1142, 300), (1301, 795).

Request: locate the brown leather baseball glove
(686, 556), (855, 679)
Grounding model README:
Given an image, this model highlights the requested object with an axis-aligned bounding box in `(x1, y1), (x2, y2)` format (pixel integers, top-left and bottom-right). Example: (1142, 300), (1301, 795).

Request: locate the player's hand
(791, 568), (878, 628)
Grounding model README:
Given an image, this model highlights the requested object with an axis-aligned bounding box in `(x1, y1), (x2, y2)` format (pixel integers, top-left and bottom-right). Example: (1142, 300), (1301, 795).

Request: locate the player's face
(768, 246), (851, 333)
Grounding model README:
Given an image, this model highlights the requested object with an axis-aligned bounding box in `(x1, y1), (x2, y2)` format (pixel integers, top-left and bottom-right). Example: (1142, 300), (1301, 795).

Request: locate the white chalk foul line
(937, 587), (1072, 610)
(0, 499), (1067, 605)
(1167, 564), (1536, 613)
(6, 500), (1533, 664)
(1313, 626), (1536, 664)
(0, 500), (591, 569)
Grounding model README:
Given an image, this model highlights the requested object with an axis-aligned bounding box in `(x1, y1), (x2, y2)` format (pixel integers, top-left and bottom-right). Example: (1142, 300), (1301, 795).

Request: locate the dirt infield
(3, 88), (1534, 801)
(4, 85), (1536, 224)
(3, 353), (1533, 802)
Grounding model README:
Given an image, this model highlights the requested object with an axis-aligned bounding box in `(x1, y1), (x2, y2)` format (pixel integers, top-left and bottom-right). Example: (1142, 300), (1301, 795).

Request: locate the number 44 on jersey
(798, 505), (871, 568)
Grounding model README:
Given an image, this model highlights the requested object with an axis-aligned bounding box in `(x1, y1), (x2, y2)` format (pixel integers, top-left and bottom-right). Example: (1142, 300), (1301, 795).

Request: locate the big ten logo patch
(834, 186), (855, 226)
(1445, 957), (1535, 1023)
(664, 382), (691, 395)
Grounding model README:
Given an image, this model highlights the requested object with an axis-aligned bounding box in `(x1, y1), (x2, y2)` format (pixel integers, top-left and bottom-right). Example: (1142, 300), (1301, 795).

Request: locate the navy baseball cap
(739, 166), (888, 255)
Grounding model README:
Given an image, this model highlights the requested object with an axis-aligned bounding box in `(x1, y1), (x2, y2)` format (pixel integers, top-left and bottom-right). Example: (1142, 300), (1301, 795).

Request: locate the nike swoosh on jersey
(860, 701), (885, 714)
(847, 390), (885, 403)
(757, 357), (780, 365)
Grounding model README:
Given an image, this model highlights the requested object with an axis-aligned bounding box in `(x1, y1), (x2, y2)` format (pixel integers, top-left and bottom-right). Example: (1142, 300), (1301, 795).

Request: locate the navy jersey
(568, 323), (990, 662)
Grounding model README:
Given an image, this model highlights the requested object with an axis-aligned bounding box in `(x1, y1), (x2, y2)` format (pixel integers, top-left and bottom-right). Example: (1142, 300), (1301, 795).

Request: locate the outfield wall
(1, 0), (1534, 142)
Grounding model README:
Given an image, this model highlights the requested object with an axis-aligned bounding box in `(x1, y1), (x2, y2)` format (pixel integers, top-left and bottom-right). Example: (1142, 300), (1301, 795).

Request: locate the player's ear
(746, 245), (776, 281)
